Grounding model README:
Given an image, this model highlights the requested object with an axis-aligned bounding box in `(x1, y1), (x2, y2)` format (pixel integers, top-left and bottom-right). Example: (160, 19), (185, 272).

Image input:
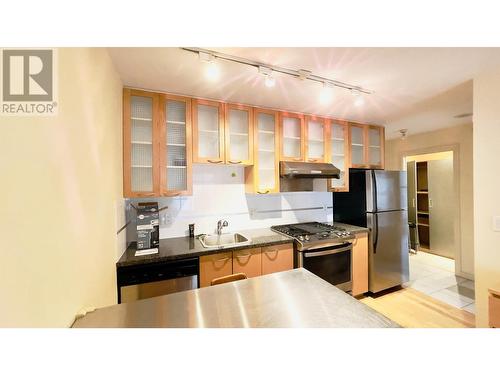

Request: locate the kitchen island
(74, 268), (398, 328)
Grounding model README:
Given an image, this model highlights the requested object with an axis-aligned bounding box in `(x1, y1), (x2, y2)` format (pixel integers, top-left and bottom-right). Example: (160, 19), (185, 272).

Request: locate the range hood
(280, 161), (340, 179)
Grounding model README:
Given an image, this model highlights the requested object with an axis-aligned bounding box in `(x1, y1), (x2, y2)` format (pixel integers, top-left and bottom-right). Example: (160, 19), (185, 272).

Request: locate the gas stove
(271, 222), (354, 251)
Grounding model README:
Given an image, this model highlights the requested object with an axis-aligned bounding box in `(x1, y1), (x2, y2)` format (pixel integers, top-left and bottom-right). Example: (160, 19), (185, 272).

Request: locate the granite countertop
(74, 268), (399, 328)
(117, 227), (293, 268)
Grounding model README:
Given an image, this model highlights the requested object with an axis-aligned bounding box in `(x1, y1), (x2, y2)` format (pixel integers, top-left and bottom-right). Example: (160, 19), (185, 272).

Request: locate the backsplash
(125, 165), (333, 246)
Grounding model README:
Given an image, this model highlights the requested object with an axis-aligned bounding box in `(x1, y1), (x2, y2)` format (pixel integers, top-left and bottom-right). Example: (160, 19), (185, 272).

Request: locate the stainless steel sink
(199, 233), (250, 249)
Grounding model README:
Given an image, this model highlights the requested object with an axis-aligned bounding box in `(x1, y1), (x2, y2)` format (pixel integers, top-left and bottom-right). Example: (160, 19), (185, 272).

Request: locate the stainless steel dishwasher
(116, 257), (199, 304)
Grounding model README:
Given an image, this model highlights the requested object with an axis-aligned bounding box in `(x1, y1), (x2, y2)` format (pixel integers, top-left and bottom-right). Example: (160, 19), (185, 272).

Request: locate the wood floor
(359, 287), (476, 328)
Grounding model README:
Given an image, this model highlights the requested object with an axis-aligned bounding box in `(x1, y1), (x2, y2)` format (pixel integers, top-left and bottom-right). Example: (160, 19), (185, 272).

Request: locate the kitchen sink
(199, 233), (250, 249)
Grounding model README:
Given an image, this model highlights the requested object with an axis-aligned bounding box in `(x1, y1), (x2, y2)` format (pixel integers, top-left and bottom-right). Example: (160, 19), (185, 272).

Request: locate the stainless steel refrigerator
(333, 169), (409, 293)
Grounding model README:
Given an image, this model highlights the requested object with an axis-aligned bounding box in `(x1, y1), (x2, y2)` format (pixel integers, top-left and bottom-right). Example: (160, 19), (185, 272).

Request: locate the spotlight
(320, 82), (334, 104)
(199, 51), (219, 81)
(265, 74), (276, 88)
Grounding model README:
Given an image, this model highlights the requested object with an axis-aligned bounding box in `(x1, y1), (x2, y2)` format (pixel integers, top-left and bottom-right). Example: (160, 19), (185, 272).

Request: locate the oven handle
(303, 244), (352, 258)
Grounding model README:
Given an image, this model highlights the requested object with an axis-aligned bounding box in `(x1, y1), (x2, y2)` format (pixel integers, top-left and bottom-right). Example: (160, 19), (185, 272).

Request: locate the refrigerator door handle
(373, 214), (379, 254)
(372, 170), (378, 212)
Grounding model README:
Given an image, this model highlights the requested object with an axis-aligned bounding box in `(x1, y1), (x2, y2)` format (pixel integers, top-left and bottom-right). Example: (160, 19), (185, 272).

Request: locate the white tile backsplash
(127, 165), (333, 241)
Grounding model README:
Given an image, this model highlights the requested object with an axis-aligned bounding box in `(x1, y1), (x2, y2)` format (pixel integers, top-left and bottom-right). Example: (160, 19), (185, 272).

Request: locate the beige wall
(0, 48), (123, 327)
(385, 124), (474, 278)
(473, 67), (500, 327)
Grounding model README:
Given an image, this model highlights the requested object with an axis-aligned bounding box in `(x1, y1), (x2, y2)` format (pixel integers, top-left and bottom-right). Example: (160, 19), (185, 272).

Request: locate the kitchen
(3, 4), (500, 372)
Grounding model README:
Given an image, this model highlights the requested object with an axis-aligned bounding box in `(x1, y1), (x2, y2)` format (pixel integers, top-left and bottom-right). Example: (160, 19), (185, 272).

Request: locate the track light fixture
(320, 82), (334, 104)
(198, 51), (219, 81)
(184, 47), (373, 95)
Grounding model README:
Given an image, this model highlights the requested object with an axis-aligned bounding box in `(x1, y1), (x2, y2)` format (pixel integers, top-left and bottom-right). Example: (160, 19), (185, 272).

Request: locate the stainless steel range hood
(279, 161), (341, 192)
(280, 161), (340, 179)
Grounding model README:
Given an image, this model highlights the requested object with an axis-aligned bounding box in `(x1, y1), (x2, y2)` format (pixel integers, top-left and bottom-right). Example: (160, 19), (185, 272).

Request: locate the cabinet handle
(236, 253), (251, 259)
(207, 159), (223, 164)
(214, 257), (230, 263)
(308, 158), (319, 162)
(164, 192), (180, 197)
(429, 198), (433, 208)
(293, 157), (302, 161)
(228, 160), (242, 164)
(257, 190), (270, 194)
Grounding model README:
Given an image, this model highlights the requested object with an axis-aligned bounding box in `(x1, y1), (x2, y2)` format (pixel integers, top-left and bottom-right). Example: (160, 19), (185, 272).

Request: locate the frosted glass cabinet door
(123, 89), (159, 197)
(193, 99), (224, 163)
(225, 104), (253, 165)
(254, 109), (279, 193)
(350, 125), (366, 167)
(160, 95), (192, 196)
(329, 122), (349, 191)
(305, 116), (326, 162)
(367, 126), (384, 168)
(280, 113), (304, 161)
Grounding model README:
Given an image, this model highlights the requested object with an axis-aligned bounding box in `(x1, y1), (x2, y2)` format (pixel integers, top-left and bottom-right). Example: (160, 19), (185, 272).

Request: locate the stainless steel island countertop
(73, 269), (399, 328)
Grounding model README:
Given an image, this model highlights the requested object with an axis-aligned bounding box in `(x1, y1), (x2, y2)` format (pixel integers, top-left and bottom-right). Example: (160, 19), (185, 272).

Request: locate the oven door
(299, 243), (352, 292)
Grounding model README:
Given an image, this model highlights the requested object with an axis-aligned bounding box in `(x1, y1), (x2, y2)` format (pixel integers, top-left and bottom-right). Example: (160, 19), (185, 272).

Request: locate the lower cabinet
(199, 251), (233, 288)
(199, 244), (294, 287)
(262, 244), (294, 275)
(489, 285), (500, 327)
(233, 248), (262, 278)
(351, 232), (369, 296)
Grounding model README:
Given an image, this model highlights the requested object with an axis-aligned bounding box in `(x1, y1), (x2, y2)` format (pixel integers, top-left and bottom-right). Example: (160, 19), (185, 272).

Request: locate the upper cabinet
(124, 89), (160, 197)
(280, 112), (305, 161)
(245, 108), (280, 194)
(123, 89), (192, 198)
(224, 104), (254, 165)
(192, 99), (225, 164)
(328, 120), (350, 192)
(349, 123), (384, 170)
(305, 115), (328, 163)
(367, 125), (384, 168)
(159, 94), (193, 196)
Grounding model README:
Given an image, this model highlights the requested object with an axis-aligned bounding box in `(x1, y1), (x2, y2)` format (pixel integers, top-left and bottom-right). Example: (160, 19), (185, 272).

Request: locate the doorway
(403, 151), (475, 314)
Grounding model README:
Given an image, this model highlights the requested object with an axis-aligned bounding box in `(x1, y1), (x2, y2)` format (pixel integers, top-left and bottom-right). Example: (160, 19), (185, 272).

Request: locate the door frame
(399, 143), (471, 280)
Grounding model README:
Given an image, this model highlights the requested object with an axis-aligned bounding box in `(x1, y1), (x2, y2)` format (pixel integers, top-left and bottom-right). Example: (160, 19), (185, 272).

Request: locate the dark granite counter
(328, 222), (369, 235)
(117, 227), (293, 268)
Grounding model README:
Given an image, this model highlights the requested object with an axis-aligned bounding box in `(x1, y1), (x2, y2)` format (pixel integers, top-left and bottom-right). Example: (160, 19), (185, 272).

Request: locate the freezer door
(366, 170), (407, 212)
(367, 210), (409, 293)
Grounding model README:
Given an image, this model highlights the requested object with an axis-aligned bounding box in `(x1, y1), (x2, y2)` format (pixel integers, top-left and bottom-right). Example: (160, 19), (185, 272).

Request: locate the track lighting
(399, 129), (408, 140)
(184, 47), (374, 96)
(351, 89), (364, 107)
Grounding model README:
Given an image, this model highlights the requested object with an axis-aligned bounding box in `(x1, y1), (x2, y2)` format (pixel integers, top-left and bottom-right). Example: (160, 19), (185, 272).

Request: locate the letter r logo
(2, 50), (53, 102)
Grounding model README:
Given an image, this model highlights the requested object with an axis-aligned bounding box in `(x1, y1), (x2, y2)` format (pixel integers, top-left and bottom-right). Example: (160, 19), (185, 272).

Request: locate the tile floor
(404, 251), (475, 314)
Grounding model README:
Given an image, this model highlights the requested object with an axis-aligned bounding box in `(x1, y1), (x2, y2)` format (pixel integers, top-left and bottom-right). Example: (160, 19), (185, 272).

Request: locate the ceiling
(108, 47), (500, 139)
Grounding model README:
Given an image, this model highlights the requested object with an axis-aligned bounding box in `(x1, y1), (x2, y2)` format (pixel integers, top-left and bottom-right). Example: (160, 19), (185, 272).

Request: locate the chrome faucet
(216, 219), (228, 235)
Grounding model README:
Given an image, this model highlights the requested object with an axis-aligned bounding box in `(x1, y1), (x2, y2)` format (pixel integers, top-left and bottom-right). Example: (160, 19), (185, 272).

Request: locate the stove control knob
(298, 235), (305, 241)
(304, 235), (310, 241)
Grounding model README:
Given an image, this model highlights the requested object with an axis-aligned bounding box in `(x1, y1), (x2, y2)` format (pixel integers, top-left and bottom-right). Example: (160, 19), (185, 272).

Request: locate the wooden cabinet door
(280, 112), (305, 161)
(245, 108), (280, 194)
(352, 232), (368, 296)
(199, 251), (233, 287)
(192, 99), (225, 164)
(123, 88), (161, 197)
(305, 115), (327, 163)
(328, 120), (350, 192)
(225, 103), (254, 165)
(366, 126), (385, 169)
(261, 244), (294, 275)
(233, 248), (262, 278)
(159, 94), (193, 196)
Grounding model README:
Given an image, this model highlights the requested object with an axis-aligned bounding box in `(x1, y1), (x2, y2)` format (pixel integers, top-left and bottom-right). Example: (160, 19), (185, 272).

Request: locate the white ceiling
(108, 47), (500, 139)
